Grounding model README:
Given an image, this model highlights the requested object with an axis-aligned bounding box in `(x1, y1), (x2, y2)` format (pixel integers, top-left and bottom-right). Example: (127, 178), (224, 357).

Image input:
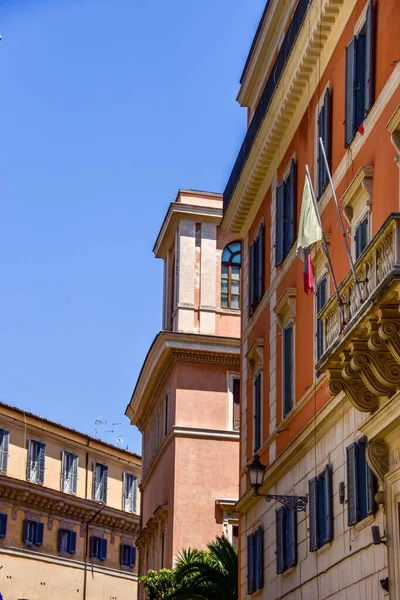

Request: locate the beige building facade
(0, 401), (140, 600)
(126, 190), (241, 586)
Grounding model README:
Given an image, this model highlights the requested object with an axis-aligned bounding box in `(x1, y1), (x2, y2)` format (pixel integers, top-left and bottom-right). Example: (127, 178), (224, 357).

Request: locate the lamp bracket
(255, 493), (308, 512)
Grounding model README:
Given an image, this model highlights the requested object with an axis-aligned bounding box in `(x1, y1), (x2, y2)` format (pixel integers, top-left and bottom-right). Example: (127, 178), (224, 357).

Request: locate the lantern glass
(248, 454), (266, 491)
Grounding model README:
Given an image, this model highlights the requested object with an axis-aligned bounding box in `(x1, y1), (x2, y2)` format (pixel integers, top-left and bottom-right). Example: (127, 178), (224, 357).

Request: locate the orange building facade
(126, 191), (241, 588)
(222, 0), (400, 598)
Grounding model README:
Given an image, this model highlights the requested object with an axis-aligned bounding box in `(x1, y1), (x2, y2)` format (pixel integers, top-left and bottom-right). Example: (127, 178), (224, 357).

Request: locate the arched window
(221, 241), (242, 309)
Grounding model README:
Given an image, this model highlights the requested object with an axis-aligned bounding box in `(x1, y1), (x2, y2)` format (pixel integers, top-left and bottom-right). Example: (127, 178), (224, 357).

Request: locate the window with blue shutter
(23, 519), (44, 546)
(247, 527), (264, 594)
(355, 214), (369, 259)
(276, 507), (297, 573)
(249, 224), (265, 315)
(93, 463), (108, 503)
(308, 465), (333, 551)
(58, 528), (77, 554)
(317, 88), (332, 198)
(316, 276), (328, 364)
(120, 543), (136, 568)
(62, 451), (78, 495)
(0, 429), (9, 474)
(275, 160), (297, 266)
(344, 1), (375, 147)
(27, 440), (46, 485)
(0, 513), (7, 538)
(253, 372), (262, 452)
(123, 473), (137, 513)
(90, 535), (107, 561)
(283, 325), (294, 417)
(346, 437), (377, 526)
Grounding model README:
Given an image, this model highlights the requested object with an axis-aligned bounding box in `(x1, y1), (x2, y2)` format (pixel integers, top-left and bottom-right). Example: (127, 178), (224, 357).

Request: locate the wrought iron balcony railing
(223, 0), (309, 213)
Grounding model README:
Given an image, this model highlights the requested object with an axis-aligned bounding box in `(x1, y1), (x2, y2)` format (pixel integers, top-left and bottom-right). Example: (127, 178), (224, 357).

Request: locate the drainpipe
(83, 501), (105, 600)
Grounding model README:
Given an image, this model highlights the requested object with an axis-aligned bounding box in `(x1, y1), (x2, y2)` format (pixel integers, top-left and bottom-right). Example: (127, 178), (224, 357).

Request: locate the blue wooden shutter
(68, 531), (77, 554)
(256, 527), (264, 590)
(35, 522), (44, 546)
(275, 182), (285, 266)
(0, 430), (9, 473)
(131, 546), (136, 567)
(249, 242), (255, 315)
(93, 463), (98, 499)
(38, 443), (46, 485)
(287, 509), (297, 568)
(71, 454), (78, 494)
(27, 440), (33, 481)
(346, 443), (359, 526)
(364, 0), (375, 112)
(58, 528), (65, 551)
(316, 277), (327, 361)
(319, 88), (331, 195)
(275, 508), (285, 574)
(345, 38), (356, 147)
(0, 513), (7, 538)
(355, 215), (369, 259)
(247, 533), (255, 594)
(120, 543), (125, 565)
(23, 520), (30, 544)
(308, 477), (319, 551)
(358, 437), (377, 516)
(131, 476), (137, 512)
(90, 536), (96, 558)
(254, 374), (262, 451)
(286, 159), (297, 252)
(324, 465), (333, 543)
(100, 538), (107, 561)
(257, 224), (265, 302)
(283, 325), (294, 417)
(355, 32), (366, 130)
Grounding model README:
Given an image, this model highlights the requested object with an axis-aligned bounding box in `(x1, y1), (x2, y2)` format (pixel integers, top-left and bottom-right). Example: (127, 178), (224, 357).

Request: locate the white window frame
(227, 372), (240, 431)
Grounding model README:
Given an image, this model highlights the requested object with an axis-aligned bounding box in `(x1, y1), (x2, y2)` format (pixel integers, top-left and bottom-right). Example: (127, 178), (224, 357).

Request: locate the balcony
(223, 0), (310, 214)
(317, 214), (400, 413)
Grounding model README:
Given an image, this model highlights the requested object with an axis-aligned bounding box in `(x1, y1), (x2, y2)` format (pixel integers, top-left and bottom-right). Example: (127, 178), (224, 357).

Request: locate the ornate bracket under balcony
(317, 214), (400, 413)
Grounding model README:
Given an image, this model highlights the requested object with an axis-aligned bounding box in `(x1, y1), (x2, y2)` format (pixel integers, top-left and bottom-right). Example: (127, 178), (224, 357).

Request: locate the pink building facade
(125, 190), (241, 584)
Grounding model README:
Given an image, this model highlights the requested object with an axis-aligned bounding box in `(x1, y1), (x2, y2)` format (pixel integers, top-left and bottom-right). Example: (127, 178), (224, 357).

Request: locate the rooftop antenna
(94, 417), (107, 437)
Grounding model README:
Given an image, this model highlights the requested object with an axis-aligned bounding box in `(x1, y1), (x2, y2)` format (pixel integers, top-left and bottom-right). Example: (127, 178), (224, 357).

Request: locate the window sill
(249, 587), (264, 597)
(353, 513), (375, 532)
(281, 565), (297, 577)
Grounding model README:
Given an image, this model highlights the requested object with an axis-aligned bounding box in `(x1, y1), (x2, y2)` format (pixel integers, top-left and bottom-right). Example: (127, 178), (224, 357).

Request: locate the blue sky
(0, 0), (265, 455)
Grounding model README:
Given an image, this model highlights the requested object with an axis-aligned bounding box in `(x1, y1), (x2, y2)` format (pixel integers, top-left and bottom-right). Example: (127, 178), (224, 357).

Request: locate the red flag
(303, 248), (315, 294)
(358, 122), (364, 135)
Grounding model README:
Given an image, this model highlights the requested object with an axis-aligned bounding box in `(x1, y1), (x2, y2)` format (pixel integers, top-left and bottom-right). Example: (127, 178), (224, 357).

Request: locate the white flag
(296, 175), (322, 253)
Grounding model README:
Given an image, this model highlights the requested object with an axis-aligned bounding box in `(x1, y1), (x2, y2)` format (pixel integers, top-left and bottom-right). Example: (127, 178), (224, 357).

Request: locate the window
(90, 536), (107, 560)
(61, 451), (78, 494)
(345, 1), (375, 147)
(123, 473), (137, 513)
(309, 465), (333, 551)
(316, 276), (327, 362)
(0, 429), (9, 473)
(275, 159), (297, 266)
(93, 463), (108, 503)
(164, 393), (169, 436)
(120, 543), (136, 567)
(27, 440), (46, 485)
(249, 225), (264, 315)
(276, 507), (297, 574)
(232, 525), (239, 550)
(247, 527), (264, 595)
(23, 519), (44, 546)
(232, 377), (240, 432)
(283, 324), (294, 417)
(347, 437), (377, 526)
(355, 213), (369, 259)
(221, 241), (242, 310)
(317, 88), (332, 197)
(0, 513), (7, 538)
(253, 372), (262, 452)
(58, 528), (77, 554)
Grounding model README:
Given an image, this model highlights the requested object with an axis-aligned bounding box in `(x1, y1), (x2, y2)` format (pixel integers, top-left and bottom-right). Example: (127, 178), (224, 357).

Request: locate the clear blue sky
(0, 0), (265, 455)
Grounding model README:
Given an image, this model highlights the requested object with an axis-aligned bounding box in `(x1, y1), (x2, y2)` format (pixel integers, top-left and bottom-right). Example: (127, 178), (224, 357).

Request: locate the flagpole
(305, 165), (345, 323)
(318, 137), (363, 303)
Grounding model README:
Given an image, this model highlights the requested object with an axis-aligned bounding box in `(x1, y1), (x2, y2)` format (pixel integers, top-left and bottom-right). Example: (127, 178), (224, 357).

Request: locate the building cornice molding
(126, 331), (240, 429)
(0, 475), (139, 535)
(274, 288), (296, 328)
(386, 104), (400, 153)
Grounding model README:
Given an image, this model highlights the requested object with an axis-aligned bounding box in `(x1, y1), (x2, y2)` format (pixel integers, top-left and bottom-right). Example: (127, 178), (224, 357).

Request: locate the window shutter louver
(275, 508), (285, 574)
(35, 522), (44, 546)
(249, 242), (255, 315)
(275, 182), (285, 266)
(288, 509), (297, 568)
(308, 477), (319, 551)
(100, 538), (107, 561)
(90, 536), (96, 558)
(257, 224), (265, 301)
(287, 159), (297, 250)
(247, 534), (255, 594)
(0, 430), (9, 473)
(120, 543), (125, 566)
(27, 441), (33, 481)
(93, 463), (98, 500)
(366, 461), (377, 516)
(355, 215), (368, 259)
(68, 531), (77, 554)
(38, 443), (45, 485)
(355, 33), (366, 129)
(347, 443), (359, 526)
(316, 277), (327, 361)
(23, 519), (30, 544)
(71, 454), (78, 494)
(61, 451), (67, 492)
(321, 88), (332, 193)
(102, 466), (108, 503)
(131, 546), (136, 567)
(58, 528), (64, 551)
(345, 38), (356, 147)
(324, 464), (333, 543)
(132, 476), (137, 512)
(254, 374), (262, 451)
(283, 325), (294, 417)
(256, 527), (264, 589)
(0, 513), (7, 538)
(317, 105), (324, 197)
(365, 0), (375, 112)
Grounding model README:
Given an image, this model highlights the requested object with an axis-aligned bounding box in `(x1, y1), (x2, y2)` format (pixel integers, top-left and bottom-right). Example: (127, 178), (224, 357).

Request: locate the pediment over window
(387, 104), (400, 154)
(341, 166), (374, 224)
(246, 338), (264, 375)
(274, 288), (296, 328)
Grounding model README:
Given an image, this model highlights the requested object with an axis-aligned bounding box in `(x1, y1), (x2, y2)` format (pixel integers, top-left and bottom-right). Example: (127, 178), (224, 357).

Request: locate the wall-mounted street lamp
(247, 454), (308, 512)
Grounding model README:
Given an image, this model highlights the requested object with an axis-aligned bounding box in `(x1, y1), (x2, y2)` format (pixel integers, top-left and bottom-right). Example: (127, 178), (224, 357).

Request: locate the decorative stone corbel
(274, 288), (296, 328)
(340, 166), (374, 225)
(386, 105), (400, 159)
(366, 439), (389, 505)
(246, 339), (264, 377)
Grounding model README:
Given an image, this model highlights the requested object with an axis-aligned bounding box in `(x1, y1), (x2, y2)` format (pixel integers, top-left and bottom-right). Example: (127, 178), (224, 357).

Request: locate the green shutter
(308, 477), (319, 551)
(275, 508), (285, 574)
(345, 38), (356, 147)
(347, 443), (359, 526)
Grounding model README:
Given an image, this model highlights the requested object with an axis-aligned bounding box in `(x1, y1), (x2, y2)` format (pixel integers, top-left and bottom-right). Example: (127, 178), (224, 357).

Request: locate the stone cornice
(274, 288), (296, 328)
(0, 475), (139, 535)
(387, 104), (400, 154)
(223, 0), (355, 236)
(126, 331), (240, 430)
